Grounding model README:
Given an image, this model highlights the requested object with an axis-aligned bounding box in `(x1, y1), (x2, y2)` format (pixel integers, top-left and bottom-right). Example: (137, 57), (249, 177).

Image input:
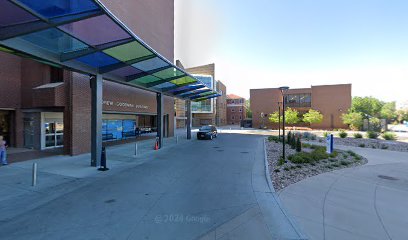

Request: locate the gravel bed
(266, 139), (367, 191)
(310, 137), (408, 152)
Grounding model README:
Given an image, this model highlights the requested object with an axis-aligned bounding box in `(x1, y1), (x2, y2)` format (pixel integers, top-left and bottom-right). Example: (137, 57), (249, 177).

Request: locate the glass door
(44, 121), (64, 148)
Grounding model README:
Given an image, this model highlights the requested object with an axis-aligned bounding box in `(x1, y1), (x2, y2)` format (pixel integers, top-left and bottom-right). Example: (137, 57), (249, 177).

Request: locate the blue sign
(326, 134), (334, 154)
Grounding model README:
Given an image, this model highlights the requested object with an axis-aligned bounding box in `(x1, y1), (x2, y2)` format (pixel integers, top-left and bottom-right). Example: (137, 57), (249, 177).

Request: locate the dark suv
(197, 125), (218, 140)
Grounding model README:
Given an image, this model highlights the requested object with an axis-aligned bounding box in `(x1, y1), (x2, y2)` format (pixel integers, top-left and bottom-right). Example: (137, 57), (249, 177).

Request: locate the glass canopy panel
(152, 67), (184, 79)
(17, 28), (89, 54)
(152, 82), (175, 90)
(130, 75), (161, 84)
(0, 0), (39, 27)
(108, 66), (142, 78)
(59, 15), (130, 46)
(170, 76), (197, 86)
(103, 41), (152, 62)
(0, 46), (14, 53)
(131, 57), (168, 72)
(76, 51), (119, 68)
(16, 0), (99, 19)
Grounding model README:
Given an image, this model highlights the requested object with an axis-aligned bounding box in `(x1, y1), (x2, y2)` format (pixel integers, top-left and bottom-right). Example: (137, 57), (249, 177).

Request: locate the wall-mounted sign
(103, 100), (149, 110)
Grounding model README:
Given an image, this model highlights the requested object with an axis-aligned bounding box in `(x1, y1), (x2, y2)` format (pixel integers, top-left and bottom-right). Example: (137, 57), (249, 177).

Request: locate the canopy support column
(91, 74), (103, 167)
(156, 93), (163, 149)
(186, 100), (192, 139)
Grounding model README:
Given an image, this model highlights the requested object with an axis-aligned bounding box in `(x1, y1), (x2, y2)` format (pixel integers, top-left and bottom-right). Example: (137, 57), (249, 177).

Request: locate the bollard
(176, 135), (179, 144)
(32, 163), (37, 186)
(134, 143), (138, 157)
(98, 146), (109, 171)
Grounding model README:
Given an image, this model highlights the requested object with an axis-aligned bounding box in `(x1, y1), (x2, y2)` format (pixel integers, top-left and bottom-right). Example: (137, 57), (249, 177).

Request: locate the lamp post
(278, 101), (282, 139)
(279, 86), (290, 160)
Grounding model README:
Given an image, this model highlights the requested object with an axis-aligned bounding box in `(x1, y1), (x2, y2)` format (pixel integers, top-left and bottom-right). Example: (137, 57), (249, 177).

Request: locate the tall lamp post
(279, 86), (290, 160)
(278, 101), (282, 139)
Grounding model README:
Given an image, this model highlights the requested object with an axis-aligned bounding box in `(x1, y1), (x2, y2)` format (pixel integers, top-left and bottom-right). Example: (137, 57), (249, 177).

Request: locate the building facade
(184, 63), (227, 127)
(226, 94), (247, 125)
(250, 84), (352, 130)
(0, 0), (175, 156)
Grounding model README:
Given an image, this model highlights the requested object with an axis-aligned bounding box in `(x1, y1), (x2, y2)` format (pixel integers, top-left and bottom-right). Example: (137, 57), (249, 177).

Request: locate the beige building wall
(250, 84), (351, 130)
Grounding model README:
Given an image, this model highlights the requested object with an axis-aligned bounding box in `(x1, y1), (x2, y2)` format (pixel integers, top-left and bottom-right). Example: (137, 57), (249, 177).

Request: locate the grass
(382, 132), (397, 141)
(353, 133), (363, 138)
(288, 145), (329, 164)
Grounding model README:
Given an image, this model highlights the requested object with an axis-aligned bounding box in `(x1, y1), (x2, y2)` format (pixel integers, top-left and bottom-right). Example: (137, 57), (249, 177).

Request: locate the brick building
(0, 0), (176, 155)
(250, 84), (352, 130)
(226, 94), (247, 125)
(183, 63), (227, 127)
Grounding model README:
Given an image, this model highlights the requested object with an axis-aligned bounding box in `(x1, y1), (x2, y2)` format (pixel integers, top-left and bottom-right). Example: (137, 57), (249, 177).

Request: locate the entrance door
(0, 110), (11, 146)
(42, 112), (64, 149)
(24, 118), (34, 149)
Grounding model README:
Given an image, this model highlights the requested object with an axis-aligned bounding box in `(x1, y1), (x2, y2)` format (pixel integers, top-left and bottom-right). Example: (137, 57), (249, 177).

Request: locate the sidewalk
(0, 135), (191, 223)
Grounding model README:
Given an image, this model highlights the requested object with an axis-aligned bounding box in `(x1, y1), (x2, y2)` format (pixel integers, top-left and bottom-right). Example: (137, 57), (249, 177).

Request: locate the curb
(263, 138), (309, 240)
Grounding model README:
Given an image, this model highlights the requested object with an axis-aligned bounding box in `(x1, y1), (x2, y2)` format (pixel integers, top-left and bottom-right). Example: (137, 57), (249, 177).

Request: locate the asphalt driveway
(0, 133), (304, 240)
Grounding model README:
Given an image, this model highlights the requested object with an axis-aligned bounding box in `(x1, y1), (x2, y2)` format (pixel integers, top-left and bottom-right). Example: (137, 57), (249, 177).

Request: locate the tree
(381, 102), (397, 122)
(397, 110), (408, 123)
(268, 111), (281, 123)
(342, 111), (363, 130)
(285, 108), (300, 125)
(351, 97), (384, 118)
(302, 109), (323, 124)
(245, 99), (252, 118)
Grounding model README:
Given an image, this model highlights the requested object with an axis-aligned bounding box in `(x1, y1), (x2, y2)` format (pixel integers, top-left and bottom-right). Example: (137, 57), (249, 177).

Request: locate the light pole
(279, 86), (289, 160)
(278, 101), (282, 139)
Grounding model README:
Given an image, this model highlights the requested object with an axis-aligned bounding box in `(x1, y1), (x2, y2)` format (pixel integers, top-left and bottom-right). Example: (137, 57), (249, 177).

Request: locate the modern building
(183, 63), (227, 127)
(250, 84), (352, 129)
(227, 94), (247, 125)
(0, 0), (219, 163)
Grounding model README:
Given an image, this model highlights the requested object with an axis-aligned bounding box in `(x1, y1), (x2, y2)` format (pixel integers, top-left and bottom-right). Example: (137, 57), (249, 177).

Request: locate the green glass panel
(153, 67), (184, 79)
(0, 46), (14, 53)
(103, 41), (152, 62)
(170, 76), (197, 85)
(130, 75), (161, 84)
(199, 92), (214, 97)
(193, 97), (207, 102)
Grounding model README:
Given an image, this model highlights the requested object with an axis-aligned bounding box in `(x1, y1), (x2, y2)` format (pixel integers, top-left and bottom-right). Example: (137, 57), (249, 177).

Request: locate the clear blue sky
(175, 0), (408, 104)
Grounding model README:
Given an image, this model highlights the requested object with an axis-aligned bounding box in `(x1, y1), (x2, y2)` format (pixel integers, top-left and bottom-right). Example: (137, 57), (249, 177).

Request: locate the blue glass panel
(106, 120), (122, 140)
(123, 120), (136, 138)
(17, 0), (99, 19)
(76, 52), (119, 68)
(131, 57), (168, 72)
(153, 82), (175, 90)
(18, 28), (88, 54)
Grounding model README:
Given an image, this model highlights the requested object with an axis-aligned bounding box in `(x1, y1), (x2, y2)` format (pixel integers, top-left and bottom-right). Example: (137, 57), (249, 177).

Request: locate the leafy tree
(351, 97), (384, 118)
(397, 110), (408, 123)
(302, 109), (323, 124)
(380, 102), (397, 122)
(368, 117), (382, 132)
(285, 108), (300, 125)
(268, 111), (281, 123)
(342, 111), (363, 130)
(245, 99), (252, 118)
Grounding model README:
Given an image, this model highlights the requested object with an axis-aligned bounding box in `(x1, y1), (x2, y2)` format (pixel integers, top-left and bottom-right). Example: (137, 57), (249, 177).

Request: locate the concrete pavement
(0, 133), (305, 240)
(279, 145), (408, 240)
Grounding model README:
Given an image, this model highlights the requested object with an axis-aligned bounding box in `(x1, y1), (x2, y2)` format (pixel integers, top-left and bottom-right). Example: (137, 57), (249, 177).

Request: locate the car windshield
(200, 126), (212, 130)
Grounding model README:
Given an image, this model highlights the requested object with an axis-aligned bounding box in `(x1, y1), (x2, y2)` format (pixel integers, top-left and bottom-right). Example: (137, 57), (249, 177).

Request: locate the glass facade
(285, 93), (312, 108)
(102, 115), (157, 142)
(191, 75), (214, 113)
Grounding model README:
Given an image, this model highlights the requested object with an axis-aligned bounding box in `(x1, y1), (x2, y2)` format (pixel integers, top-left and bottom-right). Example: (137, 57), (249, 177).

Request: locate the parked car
(197, 125), (218, 140)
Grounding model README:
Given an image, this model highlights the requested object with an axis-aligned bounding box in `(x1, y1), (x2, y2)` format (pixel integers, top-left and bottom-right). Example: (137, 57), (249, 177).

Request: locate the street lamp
(278, 102), (282, 139)
(279, 86), (290, 161)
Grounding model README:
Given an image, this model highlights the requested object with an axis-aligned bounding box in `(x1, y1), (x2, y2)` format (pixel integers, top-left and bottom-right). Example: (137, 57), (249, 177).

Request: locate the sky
(174, 0), (408, 103)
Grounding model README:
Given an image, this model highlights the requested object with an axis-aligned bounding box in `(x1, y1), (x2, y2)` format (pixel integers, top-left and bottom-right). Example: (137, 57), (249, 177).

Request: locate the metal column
(91, 74), (103, 167)
(156, 93), (163, 148)
(186, 100), (192, 139)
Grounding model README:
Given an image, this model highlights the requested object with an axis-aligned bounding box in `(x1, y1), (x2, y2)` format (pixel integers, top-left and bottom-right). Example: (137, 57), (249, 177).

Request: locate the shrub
(284, 167), (290, 171)
(274, 169), (280, 172)
(287, 131), (292, 144)
(290, 136), (296, 149)
(354, 155), (362, 161)
(278, 156), (285, 166)
(353, 133), (363, 138)
(382, 132), (397, 141)
(323, 132), (331, 138)
(358, 143), (365, 148)
(310, 147), (329, 161)
(329, 151), (338, 158)
(340, 161), (349, 166)
(342, 112), (363, 130)
(347, 150), (357, 157)
(366, 131), (379, 139)
(296, 165), (302, 168)
(268, 136), (280, 142)
(302, 143), (312, 148)
(296, 137), (302, 152)
(331, 163), (340, 168)
(381, 145), (388, 149)
(338, 130), (348, 138)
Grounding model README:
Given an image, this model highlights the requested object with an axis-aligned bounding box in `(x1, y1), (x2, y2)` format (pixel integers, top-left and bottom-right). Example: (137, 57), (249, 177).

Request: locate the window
(50, 66), (63, 83)
(285, 93), (311, 107)
(231, 116), (235, 120)
(231, 109), (235, 112)
(239, 116), (242, 120)
(239, 108), (242, 112)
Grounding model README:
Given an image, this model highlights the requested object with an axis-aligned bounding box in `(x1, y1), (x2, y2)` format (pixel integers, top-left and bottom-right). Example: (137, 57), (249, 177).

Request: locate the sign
(326, 134), (334, 154)
(103, 100), (149, 110)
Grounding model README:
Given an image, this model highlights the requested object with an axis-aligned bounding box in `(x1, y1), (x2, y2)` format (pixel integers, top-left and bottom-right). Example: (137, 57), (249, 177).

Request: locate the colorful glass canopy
(0, 0), (219, 101)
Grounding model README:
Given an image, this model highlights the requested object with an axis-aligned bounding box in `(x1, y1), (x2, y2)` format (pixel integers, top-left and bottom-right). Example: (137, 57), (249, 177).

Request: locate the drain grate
(240, 151), (249, 154)
(213, 146), (220, 149)
(104, 199), (116, 204)
(378, 175), (399, 181)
